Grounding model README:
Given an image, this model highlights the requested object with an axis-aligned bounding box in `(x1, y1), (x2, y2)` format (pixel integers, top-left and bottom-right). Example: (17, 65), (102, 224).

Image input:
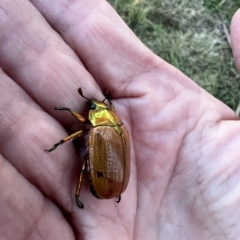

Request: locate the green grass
(108, 0), (240, 109)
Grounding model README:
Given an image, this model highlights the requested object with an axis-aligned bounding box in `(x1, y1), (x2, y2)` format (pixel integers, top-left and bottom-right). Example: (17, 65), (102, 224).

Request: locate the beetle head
(78, 88), (109, 111)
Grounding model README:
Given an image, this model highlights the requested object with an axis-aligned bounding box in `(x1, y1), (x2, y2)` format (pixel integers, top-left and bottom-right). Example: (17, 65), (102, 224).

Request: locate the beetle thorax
(88, 100), (123, 135)
(89, 108), (122, 127)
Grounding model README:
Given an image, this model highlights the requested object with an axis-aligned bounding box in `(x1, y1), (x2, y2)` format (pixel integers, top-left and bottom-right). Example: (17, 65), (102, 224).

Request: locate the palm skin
(0, 1), (240, 240)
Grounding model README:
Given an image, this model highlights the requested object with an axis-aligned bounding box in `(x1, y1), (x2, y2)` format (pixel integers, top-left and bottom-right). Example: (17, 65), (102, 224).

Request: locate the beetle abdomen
(88, 126), (130, 199)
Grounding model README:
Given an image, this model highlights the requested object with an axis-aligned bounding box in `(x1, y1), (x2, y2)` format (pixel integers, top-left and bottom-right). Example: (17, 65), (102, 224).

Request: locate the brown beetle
(45, 88), (131, 209)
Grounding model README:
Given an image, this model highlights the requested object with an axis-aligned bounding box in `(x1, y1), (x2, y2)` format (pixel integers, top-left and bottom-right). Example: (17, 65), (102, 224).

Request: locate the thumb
(231, 8), (240, 72)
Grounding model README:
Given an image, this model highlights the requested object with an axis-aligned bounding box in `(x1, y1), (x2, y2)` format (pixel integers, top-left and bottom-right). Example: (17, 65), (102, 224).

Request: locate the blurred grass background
(108, 0), (240, 110)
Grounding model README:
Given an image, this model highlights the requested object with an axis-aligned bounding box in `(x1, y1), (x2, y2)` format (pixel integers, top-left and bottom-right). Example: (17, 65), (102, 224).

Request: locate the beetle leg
(115, 195), (121, 203)
(44, 130), (83, 152)
(75, 158), (86, 209)
(54, 107), (86, 123)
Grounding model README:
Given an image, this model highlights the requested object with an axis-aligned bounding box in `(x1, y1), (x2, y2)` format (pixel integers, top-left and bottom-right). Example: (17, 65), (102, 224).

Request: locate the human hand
(1, 1), (240, 239)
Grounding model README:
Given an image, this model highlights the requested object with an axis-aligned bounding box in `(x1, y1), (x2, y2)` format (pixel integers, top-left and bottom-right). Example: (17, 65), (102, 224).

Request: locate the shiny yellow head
(78, 88), (122, 131)
(88, 100), (109, 111)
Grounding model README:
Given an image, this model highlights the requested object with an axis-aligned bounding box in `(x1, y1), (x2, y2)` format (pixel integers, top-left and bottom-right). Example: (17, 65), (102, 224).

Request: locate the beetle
(45, 88), (131, 209)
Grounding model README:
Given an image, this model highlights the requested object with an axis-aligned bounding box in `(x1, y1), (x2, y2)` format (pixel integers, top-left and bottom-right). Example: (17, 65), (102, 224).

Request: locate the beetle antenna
(78, 88), (91, 102)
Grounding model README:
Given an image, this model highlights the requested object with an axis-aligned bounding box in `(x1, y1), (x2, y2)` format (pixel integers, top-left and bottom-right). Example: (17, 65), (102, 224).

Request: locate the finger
(0, 69), (79, 211)
(0, 154), (74, 239)
(231, 8), (240, 72)
(0, 2), (136, 234)
(30, 0), (162, 95)
(0, 0), (102, 124)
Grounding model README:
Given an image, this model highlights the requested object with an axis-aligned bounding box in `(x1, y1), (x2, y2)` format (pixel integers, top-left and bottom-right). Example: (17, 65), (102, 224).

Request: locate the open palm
(1, 1), (240, 240)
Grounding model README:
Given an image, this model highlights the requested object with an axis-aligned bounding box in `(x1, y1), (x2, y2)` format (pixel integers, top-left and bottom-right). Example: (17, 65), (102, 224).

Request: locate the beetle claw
(44, 145), (57, 152)
(115, 195), (121, 203)
(76, 196), (84, 209)
(44, 140), (64, 152)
